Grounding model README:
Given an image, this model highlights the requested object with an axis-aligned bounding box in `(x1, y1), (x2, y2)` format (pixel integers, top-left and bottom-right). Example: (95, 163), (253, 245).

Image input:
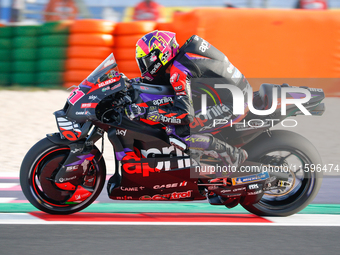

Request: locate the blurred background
(0, 0), (339, 174)
(0, 0), (339, 24)
(0, 0), (339, 92)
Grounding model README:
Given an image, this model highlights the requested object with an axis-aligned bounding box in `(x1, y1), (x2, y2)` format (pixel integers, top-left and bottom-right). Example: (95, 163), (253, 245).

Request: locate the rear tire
(241, 130), (323, 216)
(20, 137), (106, 214)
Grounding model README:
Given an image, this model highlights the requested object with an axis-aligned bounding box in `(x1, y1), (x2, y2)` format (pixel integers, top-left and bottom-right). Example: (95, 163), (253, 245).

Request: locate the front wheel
(20, 137), (106, 214)
(241, 130), (323, 216)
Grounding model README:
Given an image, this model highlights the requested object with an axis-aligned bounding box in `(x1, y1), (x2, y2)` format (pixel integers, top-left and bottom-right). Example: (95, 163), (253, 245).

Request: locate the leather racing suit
(138, 35), (250, 166)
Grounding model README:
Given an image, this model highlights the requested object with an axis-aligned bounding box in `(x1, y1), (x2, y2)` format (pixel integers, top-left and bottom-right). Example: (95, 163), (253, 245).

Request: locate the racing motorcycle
(20, 54), (325, 216)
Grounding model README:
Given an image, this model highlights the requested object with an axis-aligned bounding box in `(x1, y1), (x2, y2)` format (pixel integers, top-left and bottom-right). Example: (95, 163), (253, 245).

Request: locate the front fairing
(55, 53), (126, 141)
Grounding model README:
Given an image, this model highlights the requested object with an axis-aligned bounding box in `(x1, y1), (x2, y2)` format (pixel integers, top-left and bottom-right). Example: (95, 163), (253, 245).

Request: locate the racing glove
(125, 103), (146, 120)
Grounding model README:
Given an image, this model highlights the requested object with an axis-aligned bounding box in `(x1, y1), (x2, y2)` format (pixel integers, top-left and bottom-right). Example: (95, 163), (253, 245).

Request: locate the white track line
(0, 213), (45, 224)
(0, 183), (19, 189)
(0, 173), (19, 178)
(265, 214), (340, 225)
(0, 198), (17, 203)
(1, 221), (340, 226)
(0, 214), (340, 226)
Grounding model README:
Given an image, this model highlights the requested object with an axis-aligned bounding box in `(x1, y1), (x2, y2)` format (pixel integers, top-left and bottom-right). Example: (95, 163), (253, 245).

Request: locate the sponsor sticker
(160, 115), (181, 124)
(59, 176), (77, 183)
(232, 172), (269, 186)
(153, 96), (173, 106)
(102, 86), (110, 92)
(111, 83), (121, 90)
(115, 196), (133, 200)
(139, 190), (192, 201)
(199, 39), (210, 52)
(161, 51), (169, 62)
(220, 189), (232, 193)
(147, 113), (161, 122)
(120, 186), (145, 191)
(232, 187), (246, 192)
(81, 103), (98, 109)
(123, 146), (191, 177)
(170, 73), (179, 84)
(98, 78), (119, 88)
(153, 181), (188, 189)
(88, 95), (98, 100)
(147, 106), (161, 122)
(66, 165), (79, 172)
(116, 129), (127, 136)
(247, 190), (263, 196)
(150, 62), (162, 75)
(248, 183), (263, 190)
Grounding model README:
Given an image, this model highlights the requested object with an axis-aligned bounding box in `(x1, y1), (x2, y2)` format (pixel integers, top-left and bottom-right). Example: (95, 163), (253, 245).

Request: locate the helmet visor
(137, 48), (161, 76)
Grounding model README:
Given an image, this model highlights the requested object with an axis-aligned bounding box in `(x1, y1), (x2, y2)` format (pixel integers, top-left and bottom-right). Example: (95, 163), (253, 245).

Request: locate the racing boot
(166, 127), (247, 168)
(205, 137), (248, 168)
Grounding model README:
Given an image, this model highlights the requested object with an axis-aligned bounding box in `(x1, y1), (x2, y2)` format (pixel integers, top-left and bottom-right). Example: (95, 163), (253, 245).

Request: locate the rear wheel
(242, 130), (323, 216)
(20, 137), (106, 214)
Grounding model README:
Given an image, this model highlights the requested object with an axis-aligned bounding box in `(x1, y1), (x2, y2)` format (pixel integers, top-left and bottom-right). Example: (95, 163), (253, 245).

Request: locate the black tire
(241, 130), (323, 216)
(20, 137), (106, 215)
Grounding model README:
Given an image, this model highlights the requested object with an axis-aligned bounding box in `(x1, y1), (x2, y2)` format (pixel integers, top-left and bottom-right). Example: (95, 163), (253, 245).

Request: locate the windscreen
(86, 53), (120, 84)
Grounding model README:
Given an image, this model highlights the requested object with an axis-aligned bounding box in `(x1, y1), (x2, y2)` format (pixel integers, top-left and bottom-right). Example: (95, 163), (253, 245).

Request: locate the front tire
(20, 137), (106, 214)
(241, 130), (323, 216)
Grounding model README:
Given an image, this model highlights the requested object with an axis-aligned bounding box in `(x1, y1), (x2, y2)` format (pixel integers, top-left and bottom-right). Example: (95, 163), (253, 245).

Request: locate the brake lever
(110, 93), (131, 126)
(123, 95), (132, 104)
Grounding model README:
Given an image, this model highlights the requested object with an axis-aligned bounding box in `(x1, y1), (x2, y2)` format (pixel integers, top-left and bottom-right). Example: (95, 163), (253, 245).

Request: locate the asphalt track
(1, 173), (340, 255)
(0, 225), (339, 255)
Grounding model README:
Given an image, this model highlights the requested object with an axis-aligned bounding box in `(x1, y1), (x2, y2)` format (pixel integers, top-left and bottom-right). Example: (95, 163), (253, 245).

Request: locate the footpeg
(277, 180), (292, 188)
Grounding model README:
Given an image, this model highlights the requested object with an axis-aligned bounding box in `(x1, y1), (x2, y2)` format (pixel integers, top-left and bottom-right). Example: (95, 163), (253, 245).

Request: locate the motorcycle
(20, 53), (325, 216)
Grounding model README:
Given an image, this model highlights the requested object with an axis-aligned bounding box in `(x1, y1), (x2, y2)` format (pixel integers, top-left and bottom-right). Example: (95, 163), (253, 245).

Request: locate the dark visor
(137, 49), (161, 75)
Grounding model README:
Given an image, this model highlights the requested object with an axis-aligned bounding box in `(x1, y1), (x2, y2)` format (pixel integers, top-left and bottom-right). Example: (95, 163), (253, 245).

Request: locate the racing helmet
(135, 30), (180, 81)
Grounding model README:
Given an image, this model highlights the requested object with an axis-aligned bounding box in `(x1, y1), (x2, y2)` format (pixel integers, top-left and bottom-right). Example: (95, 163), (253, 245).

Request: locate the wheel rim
(256, 150), (316, 210)
(28, 146), (102, 211)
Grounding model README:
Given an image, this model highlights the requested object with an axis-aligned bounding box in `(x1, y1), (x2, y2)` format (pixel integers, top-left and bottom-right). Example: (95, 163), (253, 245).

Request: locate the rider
(124, 30), (248, 168)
